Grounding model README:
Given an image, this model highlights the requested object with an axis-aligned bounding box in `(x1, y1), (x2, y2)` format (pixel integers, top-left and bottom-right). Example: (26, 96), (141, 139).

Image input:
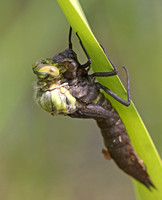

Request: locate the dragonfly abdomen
(96, 98), (155, 189)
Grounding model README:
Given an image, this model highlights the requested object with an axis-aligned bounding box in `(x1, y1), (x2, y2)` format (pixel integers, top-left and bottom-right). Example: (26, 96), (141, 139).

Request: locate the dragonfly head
(33, 56), (79, 81)
(32, 58), (67, 81)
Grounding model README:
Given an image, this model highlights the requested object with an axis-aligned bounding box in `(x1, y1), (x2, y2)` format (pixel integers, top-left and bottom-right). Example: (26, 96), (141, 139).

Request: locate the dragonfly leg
(100, 44), (118, 72)
(95, 67), (130, 106)
(90, 44), (118, 78)
(89, 70), (117, 79)
(69, 104), (115, 119)
(75, 32), (92, 69)
(69, 26), (73, 49)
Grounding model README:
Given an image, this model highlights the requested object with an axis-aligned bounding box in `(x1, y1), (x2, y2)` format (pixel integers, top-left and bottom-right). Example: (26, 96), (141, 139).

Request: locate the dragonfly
(32, 27), (155, 190)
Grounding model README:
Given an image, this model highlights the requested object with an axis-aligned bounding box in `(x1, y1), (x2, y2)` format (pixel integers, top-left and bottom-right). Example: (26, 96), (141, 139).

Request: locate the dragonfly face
(32, 58), (68, 82)
(32, 56), (80, 82)
(35, 65), (60, 79)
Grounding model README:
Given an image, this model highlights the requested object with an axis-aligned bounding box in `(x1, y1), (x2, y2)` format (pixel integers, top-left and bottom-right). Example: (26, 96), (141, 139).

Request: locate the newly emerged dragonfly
(32, 27), (155, 190)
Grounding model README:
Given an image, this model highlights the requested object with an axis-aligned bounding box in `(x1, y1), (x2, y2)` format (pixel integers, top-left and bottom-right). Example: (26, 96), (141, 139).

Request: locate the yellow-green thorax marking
(33, 58), (77, 115)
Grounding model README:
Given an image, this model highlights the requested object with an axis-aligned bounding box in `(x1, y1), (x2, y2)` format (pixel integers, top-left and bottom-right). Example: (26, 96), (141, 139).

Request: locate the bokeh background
(0, 0), (161, 199)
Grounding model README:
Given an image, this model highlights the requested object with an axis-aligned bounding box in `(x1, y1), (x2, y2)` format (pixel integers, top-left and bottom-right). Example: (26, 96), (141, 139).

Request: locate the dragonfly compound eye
(38, 65), (60, 78)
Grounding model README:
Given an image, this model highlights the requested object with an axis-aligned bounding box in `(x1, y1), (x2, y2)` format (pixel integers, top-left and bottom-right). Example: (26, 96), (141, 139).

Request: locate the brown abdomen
(96, 96), (155, 189)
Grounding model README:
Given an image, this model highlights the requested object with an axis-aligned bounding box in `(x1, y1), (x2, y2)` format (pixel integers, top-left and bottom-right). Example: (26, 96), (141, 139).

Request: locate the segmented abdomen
(95, 93), (154, 189)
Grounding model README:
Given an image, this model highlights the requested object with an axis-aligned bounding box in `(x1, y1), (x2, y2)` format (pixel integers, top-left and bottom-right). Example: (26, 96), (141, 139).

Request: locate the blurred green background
(0, 0), (161, 199)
